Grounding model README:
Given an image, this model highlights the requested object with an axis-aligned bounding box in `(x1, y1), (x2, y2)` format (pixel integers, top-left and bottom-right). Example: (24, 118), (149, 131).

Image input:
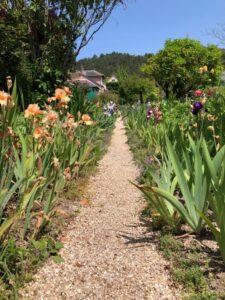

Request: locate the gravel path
(20, 118), (180, 300)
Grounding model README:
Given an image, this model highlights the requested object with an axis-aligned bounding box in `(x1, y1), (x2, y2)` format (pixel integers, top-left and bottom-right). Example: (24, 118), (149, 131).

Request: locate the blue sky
(77, 0), (225, 59)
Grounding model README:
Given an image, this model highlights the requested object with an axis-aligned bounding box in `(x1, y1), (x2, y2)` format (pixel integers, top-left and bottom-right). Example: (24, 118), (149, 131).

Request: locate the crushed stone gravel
(20, 118), (181, 300)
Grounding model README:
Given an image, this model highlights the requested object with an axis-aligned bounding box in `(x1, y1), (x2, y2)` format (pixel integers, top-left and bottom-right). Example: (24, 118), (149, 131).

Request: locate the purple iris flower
(193, 101), (203, 110)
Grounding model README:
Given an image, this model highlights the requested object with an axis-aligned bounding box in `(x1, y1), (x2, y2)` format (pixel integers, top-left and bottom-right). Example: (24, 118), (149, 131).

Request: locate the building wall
(107, 76), (118, 83)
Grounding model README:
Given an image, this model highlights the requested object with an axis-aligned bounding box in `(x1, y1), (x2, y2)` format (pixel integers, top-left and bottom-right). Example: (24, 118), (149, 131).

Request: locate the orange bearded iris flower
(42, 110), (58, 125)
(0, 91), (11, 106)
(64, 87), (72, 96)
(81, 114), (93, 125)
(25, 104), (43, 118)
(63, 113), (78, 129)
(33, 127), (48, 139)
(54, 88), (70, 108)
(55, 88), (66, 100)
(82, 114), (91, 122)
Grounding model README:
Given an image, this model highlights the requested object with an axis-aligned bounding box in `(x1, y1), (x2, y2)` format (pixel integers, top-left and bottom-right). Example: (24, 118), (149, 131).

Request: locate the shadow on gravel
(117, 233), (156, 246)
(116, 220), (158, 247)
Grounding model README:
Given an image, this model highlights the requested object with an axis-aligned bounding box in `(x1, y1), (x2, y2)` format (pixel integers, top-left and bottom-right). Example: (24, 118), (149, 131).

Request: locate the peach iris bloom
(63, 167), (72, 181)
(54, 88), (70, 108)
(25, 104), (43, 118)
(64, 87), (72, 96)
(82, 114), (91, 122)
(0, 91), (11, 106)
(63, 113), (78, 129)
(33, 127), (47, 139)
(42, 110), (58, 125)
(55, 88), (66, 100)
(82, 114), (93, 125)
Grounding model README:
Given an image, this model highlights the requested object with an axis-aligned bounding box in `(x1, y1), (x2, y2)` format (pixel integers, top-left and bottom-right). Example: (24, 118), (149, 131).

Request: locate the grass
(0, 237), (64, 300)
(158, 233), (225, 299)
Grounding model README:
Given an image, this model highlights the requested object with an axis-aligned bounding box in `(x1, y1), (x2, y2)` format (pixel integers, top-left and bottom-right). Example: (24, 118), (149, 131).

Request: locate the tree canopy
(0, 0), (123, 96)
(76, 52), (151, 77)
(117, 70), (159, 103)
(142, 38), (223, 98)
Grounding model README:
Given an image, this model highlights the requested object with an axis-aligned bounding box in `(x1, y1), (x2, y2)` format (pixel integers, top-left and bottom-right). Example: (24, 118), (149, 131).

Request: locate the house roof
(70, 69), (106, 90)
(71, 74), (103, 89)
(81, 70), (104, 77)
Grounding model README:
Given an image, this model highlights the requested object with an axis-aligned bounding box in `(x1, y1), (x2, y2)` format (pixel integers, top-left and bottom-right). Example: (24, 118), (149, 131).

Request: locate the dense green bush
(125, 92), (225, 263)
(142, 38), (223, 98)
(0, 1), (123, 98)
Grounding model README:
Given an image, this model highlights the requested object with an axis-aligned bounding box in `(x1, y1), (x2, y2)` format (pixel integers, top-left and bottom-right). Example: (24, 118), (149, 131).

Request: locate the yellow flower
(192, 123), (198, 128)
(210, 68), (215, 74)
(203, 65), (208, 72)
(213, 135), (220, 140)
(58, 96), (70, 108)
(25, 104), (43, 118)
(53, 157), (60, 171)
(201, 96), (207, 104)
(85, 121), (93, 125)
(207, 126), (214, 132)
(198, 67), (204, 74)
(207, 114), (217, 122)
(63, 167), (72, 181)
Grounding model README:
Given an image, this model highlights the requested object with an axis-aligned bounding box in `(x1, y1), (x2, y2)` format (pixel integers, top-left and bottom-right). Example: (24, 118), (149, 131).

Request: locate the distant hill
(76, 52), (152, 77)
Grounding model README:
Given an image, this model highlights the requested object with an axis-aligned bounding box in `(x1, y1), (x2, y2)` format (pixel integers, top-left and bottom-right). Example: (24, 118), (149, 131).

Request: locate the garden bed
(124, 97), (225, 299)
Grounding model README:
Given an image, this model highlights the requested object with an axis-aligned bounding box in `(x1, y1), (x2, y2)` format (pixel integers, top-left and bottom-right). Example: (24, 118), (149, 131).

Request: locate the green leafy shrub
(142, 38), (223, 98)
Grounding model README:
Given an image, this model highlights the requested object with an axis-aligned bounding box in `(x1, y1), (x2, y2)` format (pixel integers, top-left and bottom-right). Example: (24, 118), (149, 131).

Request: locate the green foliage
(106, 81), (119, 94)
(0, 1), (123, 97)
(0, 81), (116, 296)
(133, 154), (179, 229)
(0, 237), (63, 298)
(158, 234), (220, 299)
(125, 91), (225, 262)
(142, 38), (223, 98)
(200, 142), (225, 263)
(173, 266), (207, 291)
(117, 70), (159, 104)
(152, 136), (211, 234)
(158, 234), (183, 258)
(97, 90), (119, 105)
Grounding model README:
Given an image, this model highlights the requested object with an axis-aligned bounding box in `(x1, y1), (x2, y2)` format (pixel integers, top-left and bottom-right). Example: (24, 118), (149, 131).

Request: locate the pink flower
(194, 90), (203, 97)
